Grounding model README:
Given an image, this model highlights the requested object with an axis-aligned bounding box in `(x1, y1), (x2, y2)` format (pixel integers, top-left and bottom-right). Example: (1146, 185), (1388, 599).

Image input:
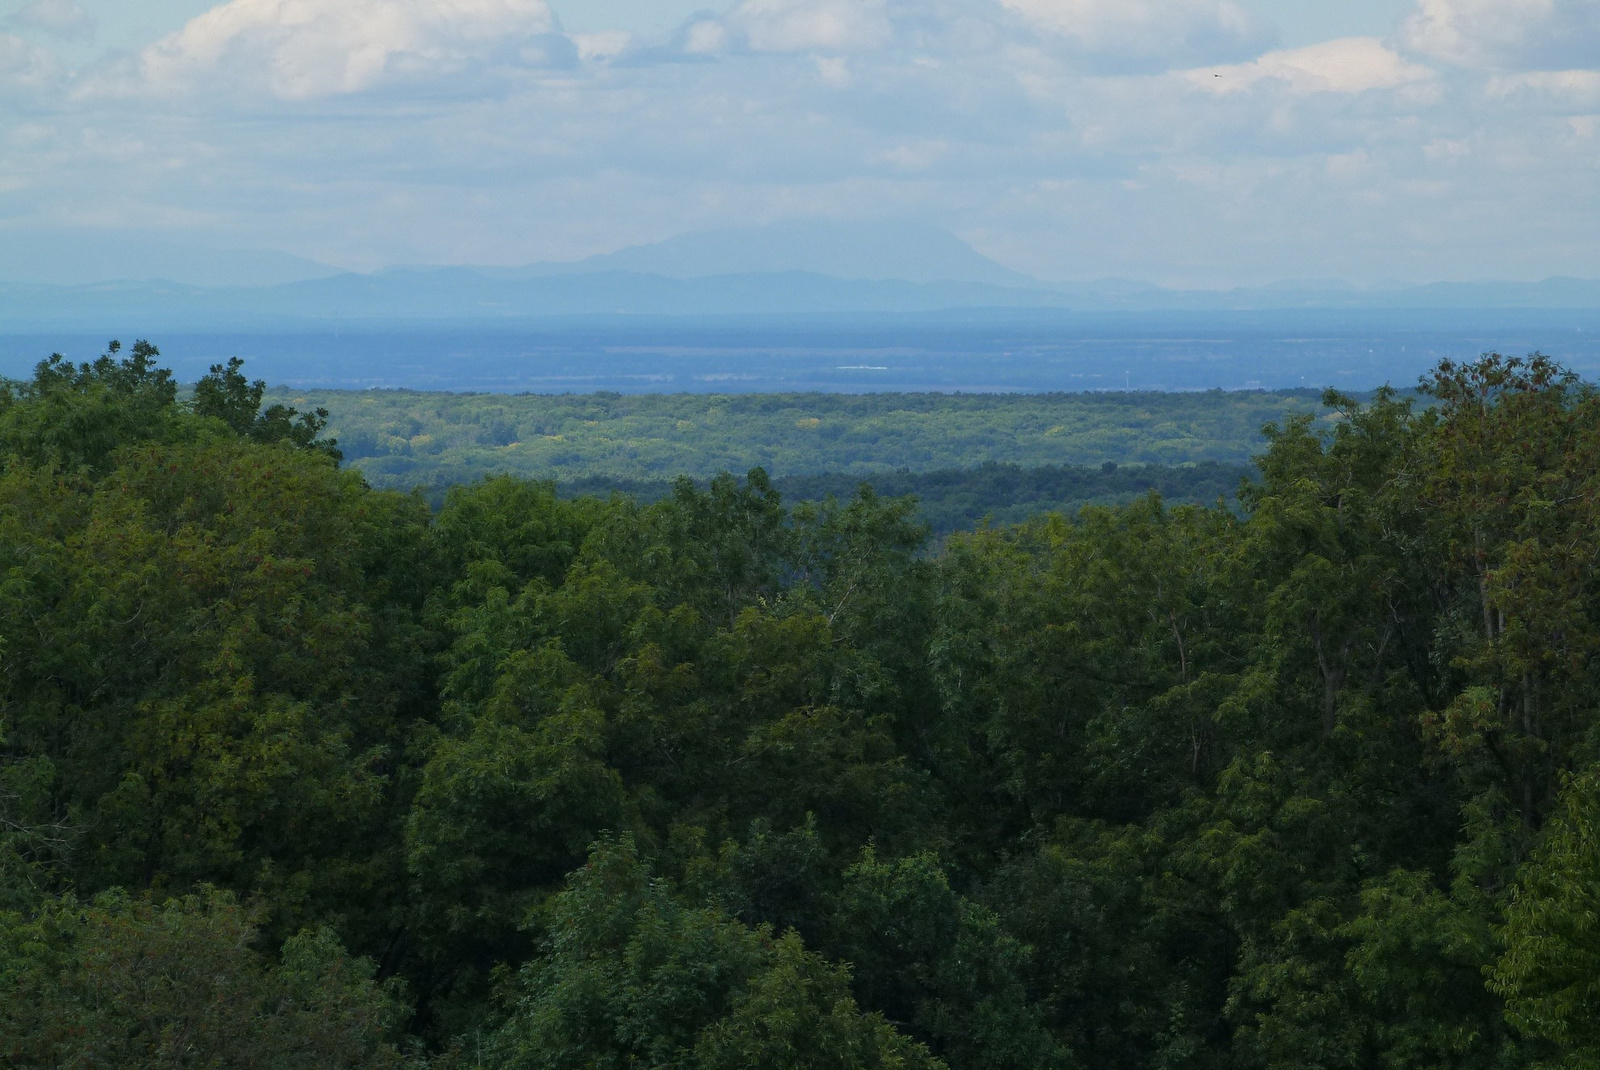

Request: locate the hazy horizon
(8, 305), (1600, 394)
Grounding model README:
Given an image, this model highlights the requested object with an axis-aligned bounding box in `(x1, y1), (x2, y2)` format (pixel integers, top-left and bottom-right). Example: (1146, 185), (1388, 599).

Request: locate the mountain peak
(501, 220), (1039, 287)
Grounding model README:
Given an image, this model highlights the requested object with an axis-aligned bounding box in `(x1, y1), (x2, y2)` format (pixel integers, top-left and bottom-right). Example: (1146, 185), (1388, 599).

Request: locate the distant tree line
(554, 461), (1250, 537)
(4, 343), (1600, 1069)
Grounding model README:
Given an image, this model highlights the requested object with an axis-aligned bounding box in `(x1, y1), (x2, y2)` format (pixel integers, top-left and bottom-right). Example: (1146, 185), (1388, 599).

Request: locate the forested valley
(4, 341), (1600, 1069)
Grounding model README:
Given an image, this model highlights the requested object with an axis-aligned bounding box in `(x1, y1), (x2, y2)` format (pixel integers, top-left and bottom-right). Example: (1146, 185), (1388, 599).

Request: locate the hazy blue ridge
(3, 270), (1599, 333)
(0, 269), (1070, 329)
(8, 308), (1600, 395)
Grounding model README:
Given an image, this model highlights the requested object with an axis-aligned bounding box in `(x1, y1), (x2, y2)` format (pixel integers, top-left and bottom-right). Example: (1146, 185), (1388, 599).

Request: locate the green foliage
(1415, 355), (1600, 824)
(11, 343), (1600, 1070)
(549, 461), (1250, 539)
(0, 340), (180, 472)
(1493, 768), (1600, 1068)
(0, 435), (429, 931)
(0, 339), (341, 472)
(822, 849), (1072, 1070)
(1231, 868), (1513, 1070)
(0, 888), (407, 1069)
(480, 838), (943, 1070)
(194, 356), (343, 460)
(772, 460), (1249, 535)
(0, 341), (416, 951)
(984, 812), (1233, 1070)
(0, 746), (67, 911)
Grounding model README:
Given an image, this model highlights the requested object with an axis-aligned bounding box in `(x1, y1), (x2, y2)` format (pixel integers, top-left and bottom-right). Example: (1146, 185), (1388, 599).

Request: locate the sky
(0, 0), (1596, 286)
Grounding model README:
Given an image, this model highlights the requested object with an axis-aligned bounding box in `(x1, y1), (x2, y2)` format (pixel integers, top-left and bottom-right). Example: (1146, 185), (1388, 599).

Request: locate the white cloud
(814, 55), (851, 85)
(9, 0), (94, 40)
(132, 0), (562, 100)
(572, 30), (634, 63)
(732, 0), (893, 52)
(998, 0), (1273, 69)
(876, 138), (949, 168)
(1401, 0), (1600, 71)
(1488, 68), (1600, 105)
(679, 0), (894, 56)
(680, 19), (733, 55)
(0, 32), (58, 91)
(1187, 38), (1435, 95)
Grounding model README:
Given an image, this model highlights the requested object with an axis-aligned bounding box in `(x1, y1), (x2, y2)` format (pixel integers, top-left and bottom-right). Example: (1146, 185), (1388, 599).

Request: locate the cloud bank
(9, 0), (94, 40)
(1401, 0), (1600, 70)
(999, 0), (1272, 68)
(132, 0), (563, 99)
(1188, 38), (1434, 95)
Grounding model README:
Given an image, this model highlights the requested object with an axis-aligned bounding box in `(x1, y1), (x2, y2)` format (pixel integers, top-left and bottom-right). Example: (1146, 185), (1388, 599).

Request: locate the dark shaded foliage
(556, 460), (1250, 537)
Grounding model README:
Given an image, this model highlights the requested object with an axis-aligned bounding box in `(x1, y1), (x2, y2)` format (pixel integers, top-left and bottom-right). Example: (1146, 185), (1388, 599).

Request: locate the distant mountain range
(2, 221), (1598, 329)
(485, 220), (1042, 288)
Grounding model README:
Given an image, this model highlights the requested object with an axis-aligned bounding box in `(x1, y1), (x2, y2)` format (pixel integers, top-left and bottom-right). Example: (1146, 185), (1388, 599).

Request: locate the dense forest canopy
(267, 383), (1329, 487)
(4, 341), (1600, 1069)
